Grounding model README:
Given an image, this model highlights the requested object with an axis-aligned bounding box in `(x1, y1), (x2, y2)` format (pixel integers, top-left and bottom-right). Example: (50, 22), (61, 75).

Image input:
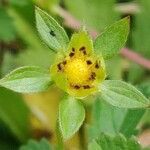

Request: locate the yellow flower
(50, 31), (106, 98)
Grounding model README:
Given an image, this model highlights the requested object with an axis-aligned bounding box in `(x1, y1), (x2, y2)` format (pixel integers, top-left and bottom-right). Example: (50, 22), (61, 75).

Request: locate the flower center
(65, 58), (89, 85)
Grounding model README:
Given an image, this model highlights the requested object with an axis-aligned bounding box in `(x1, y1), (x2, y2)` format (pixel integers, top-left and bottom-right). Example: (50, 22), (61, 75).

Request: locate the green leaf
(0, 87), (30, 142)
(100, 80), (150, 108)
(35, 7), (69, 52)
(89, 99), (122, 139)
(94, 17), (129, 59)
(59, 96), (85, 140)
(0, 66), (52, 93)
(0, 8), (16, 42)
(89, 98), (145, 140)
(119, 109), (145, 137)
(20, 138), (52, 150)
(92, 133), (142, 150)
(88, 140), (102, 150)
(7, 7), (55, 68)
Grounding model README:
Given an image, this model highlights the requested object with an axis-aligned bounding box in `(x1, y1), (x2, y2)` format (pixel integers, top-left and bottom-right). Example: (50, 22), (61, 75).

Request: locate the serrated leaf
(90, 133), (142, 150)
(0, 87), (30, 142)
(35, 7), (69, 52)
(94, 17), (129, 59)
(20, 138), (52, 150)
(59, 96), (85, 140)
(100, 80), (150, 108)
(0, 66), (52, 93)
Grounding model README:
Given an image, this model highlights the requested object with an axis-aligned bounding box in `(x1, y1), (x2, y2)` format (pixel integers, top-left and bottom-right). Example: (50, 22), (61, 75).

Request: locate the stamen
(89, 72), (96, 80)
(69, 52), (75, 57)
(95, 62), (100, 69)
(83, 85), (90, 89)
(72, 47), (75, 52)
(83, 50), (87, 55)
(74, 85), (80, 89)
(57, 63), (62, 71)
(86, 60), (92, 65)
(62, 60), (67, 65)
(79, 46), (86, 51)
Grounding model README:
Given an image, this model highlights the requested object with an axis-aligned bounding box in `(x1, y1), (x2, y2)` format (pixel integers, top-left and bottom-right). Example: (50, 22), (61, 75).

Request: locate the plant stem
(55, 121), (64, 150)
(79, 122), (86, 150)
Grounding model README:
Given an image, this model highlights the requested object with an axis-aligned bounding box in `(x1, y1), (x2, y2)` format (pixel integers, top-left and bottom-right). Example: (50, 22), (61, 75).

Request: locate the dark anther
(69, 52), (74, 57)
(74, 85), (80, 89)
(57, 63), (62, 71)
(79, 46), (86, 51)
(95, 62), (100, 69)
(79, 46), (87, 55)
(89, 72), (96, 80)
(83, 50), (87, 55)
(62, 60), (67, 65)
(72, 47), (75, 52)
(49, 30), (56, 37)
(83, 85), (90, 89)
(86, 60), (92, 65)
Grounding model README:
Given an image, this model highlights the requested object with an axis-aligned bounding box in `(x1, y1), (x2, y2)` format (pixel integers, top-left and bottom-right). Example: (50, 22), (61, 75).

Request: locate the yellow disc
(65, 58), (89, 85)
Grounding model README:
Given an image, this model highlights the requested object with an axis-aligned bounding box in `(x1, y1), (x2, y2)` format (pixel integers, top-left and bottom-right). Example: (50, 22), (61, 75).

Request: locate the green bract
(0, 7), (149, 141)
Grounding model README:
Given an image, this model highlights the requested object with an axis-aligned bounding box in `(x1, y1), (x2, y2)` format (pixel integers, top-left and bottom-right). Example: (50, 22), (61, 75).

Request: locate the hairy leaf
(59, 96), (85, 140)
(35, 7), (69, 52)
(94, 17), (129, 59)
(0, 66), (52, 93)
(100, 80), (149, 108)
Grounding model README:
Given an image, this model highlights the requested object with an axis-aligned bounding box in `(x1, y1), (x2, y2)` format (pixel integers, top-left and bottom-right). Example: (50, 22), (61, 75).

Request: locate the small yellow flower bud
(50, 31), (106, 98)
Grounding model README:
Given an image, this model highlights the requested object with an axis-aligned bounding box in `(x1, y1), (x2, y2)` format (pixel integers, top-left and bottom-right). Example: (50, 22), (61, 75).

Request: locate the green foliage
(100, 80), (149, 108)
(59, 96), (85, 140)
(0, 66), (52, 93)
(7, 7), (55, 69)
(35, 7), (69, 52)
(132, 0), (150, 58)
(64, 0), (118, 31)
(0, 87), (30, 142)
(138, 80), (150, 98)
(20, 138), (52, 150)
(94, 17), (130, 59)
(88, 140), (101, 150)
(88, 133), (142, 150)
(0, 121), (19, 150)
(127, 64), (145, 84)
(0, 8), (16, 42)
(119, 109), (145, 137)
(89, 99), (145, 140)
